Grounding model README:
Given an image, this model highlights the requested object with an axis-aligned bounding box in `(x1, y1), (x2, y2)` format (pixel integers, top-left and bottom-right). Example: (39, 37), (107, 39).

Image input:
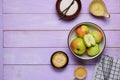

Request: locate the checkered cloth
(94, 55), (120, 80)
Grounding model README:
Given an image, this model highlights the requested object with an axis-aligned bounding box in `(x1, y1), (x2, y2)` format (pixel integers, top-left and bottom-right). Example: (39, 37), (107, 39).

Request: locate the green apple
(84, 34), (96, 47)
(91, 30), (103, 43)
(70, 38), (86, 55)
(76, 25), (89, 38)
(87, 44), (100, 57)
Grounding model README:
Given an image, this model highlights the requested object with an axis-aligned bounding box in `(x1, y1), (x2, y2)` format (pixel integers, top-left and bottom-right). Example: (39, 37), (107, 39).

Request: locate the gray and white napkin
(94, 55), (120, 80)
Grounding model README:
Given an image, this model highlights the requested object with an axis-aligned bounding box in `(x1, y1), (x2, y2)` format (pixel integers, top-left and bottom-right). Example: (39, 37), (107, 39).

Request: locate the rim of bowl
(68, 22), (106, 60)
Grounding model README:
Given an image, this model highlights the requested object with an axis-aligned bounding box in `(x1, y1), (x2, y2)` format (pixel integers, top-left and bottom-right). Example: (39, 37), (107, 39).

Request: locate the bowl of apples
(68, 22), (106, 60)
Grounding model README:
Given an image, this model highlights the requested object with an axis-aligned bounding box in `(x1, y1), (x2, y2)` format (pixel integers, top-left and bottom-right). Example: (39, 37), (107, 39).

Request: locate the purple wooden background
(2, 0), (120, 80)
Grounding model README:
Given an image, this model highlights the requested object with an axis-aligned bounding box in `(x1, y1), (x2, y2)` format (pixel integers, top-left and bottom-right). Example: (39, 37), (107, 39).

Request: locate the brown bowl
(68, 22), (106, 60)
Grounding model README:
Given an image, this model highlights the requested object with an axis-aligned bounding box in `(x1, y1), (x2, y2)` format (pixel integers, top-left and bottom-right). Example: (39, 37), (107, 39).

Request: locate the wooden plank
(0, 0), (3, 79)
(3, 0), (120, 13)
(4, 31), (68, 48)
(3, 14), (120, 30)
(4, 65), (95, 80)
(4, 48), (120, 65)
(0, 30), (3, 80)
(4, 31), (120, 48)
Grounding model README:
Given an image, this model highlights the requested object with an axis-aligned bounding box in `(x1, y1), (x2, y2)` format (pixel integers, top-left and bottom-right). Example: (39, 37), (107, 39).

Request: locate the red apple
(76, 25), (89, 37)
(70, 38), (86, 55)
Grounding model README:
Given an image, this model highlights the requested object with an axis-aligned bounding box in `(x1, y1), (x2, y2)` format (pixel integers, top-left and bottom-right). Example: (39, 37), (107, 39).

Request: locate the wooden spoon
(89, 0), (110, 18)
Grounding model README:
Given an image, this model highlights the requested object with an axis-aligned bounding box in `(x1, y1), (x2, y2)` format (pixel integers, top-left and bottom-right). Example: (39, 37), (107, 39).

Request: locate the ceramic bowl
(68, 22), (106, 60)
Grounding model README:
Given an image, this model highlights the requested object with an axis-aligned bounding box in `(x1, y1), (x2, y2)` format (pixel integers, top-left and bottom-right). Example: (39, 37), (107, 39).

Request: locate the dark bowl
(56, 0), (82, 20)
(51, 51), (69, 68)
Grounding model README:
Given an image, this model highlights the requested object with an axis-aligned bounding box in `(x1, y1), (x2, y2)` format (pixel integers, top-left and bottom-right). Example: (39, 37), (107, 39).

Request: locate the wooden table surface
(2, 0), (120, 80)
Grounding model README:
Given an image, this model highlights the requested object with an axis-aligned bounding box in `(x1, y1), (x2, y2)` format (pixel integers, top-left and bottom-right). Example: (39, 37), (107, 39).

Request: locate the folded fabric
(94, 55), (120, 80)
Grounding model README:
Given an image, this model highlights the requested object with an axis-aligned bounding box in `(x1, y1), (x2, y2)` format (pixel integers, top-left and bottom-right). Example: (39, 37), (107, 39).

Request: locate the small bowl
(51, 51), (69, 69)
(56, 0), (82, 20)
(73, 66), (87, 79)
(68, 22), (106, 60)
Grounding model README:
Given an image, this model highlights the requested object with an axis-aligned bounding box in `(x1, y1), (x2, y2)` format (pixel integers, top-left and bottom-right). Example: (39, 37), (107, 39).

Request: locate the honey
(74, 66), (87, 79)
